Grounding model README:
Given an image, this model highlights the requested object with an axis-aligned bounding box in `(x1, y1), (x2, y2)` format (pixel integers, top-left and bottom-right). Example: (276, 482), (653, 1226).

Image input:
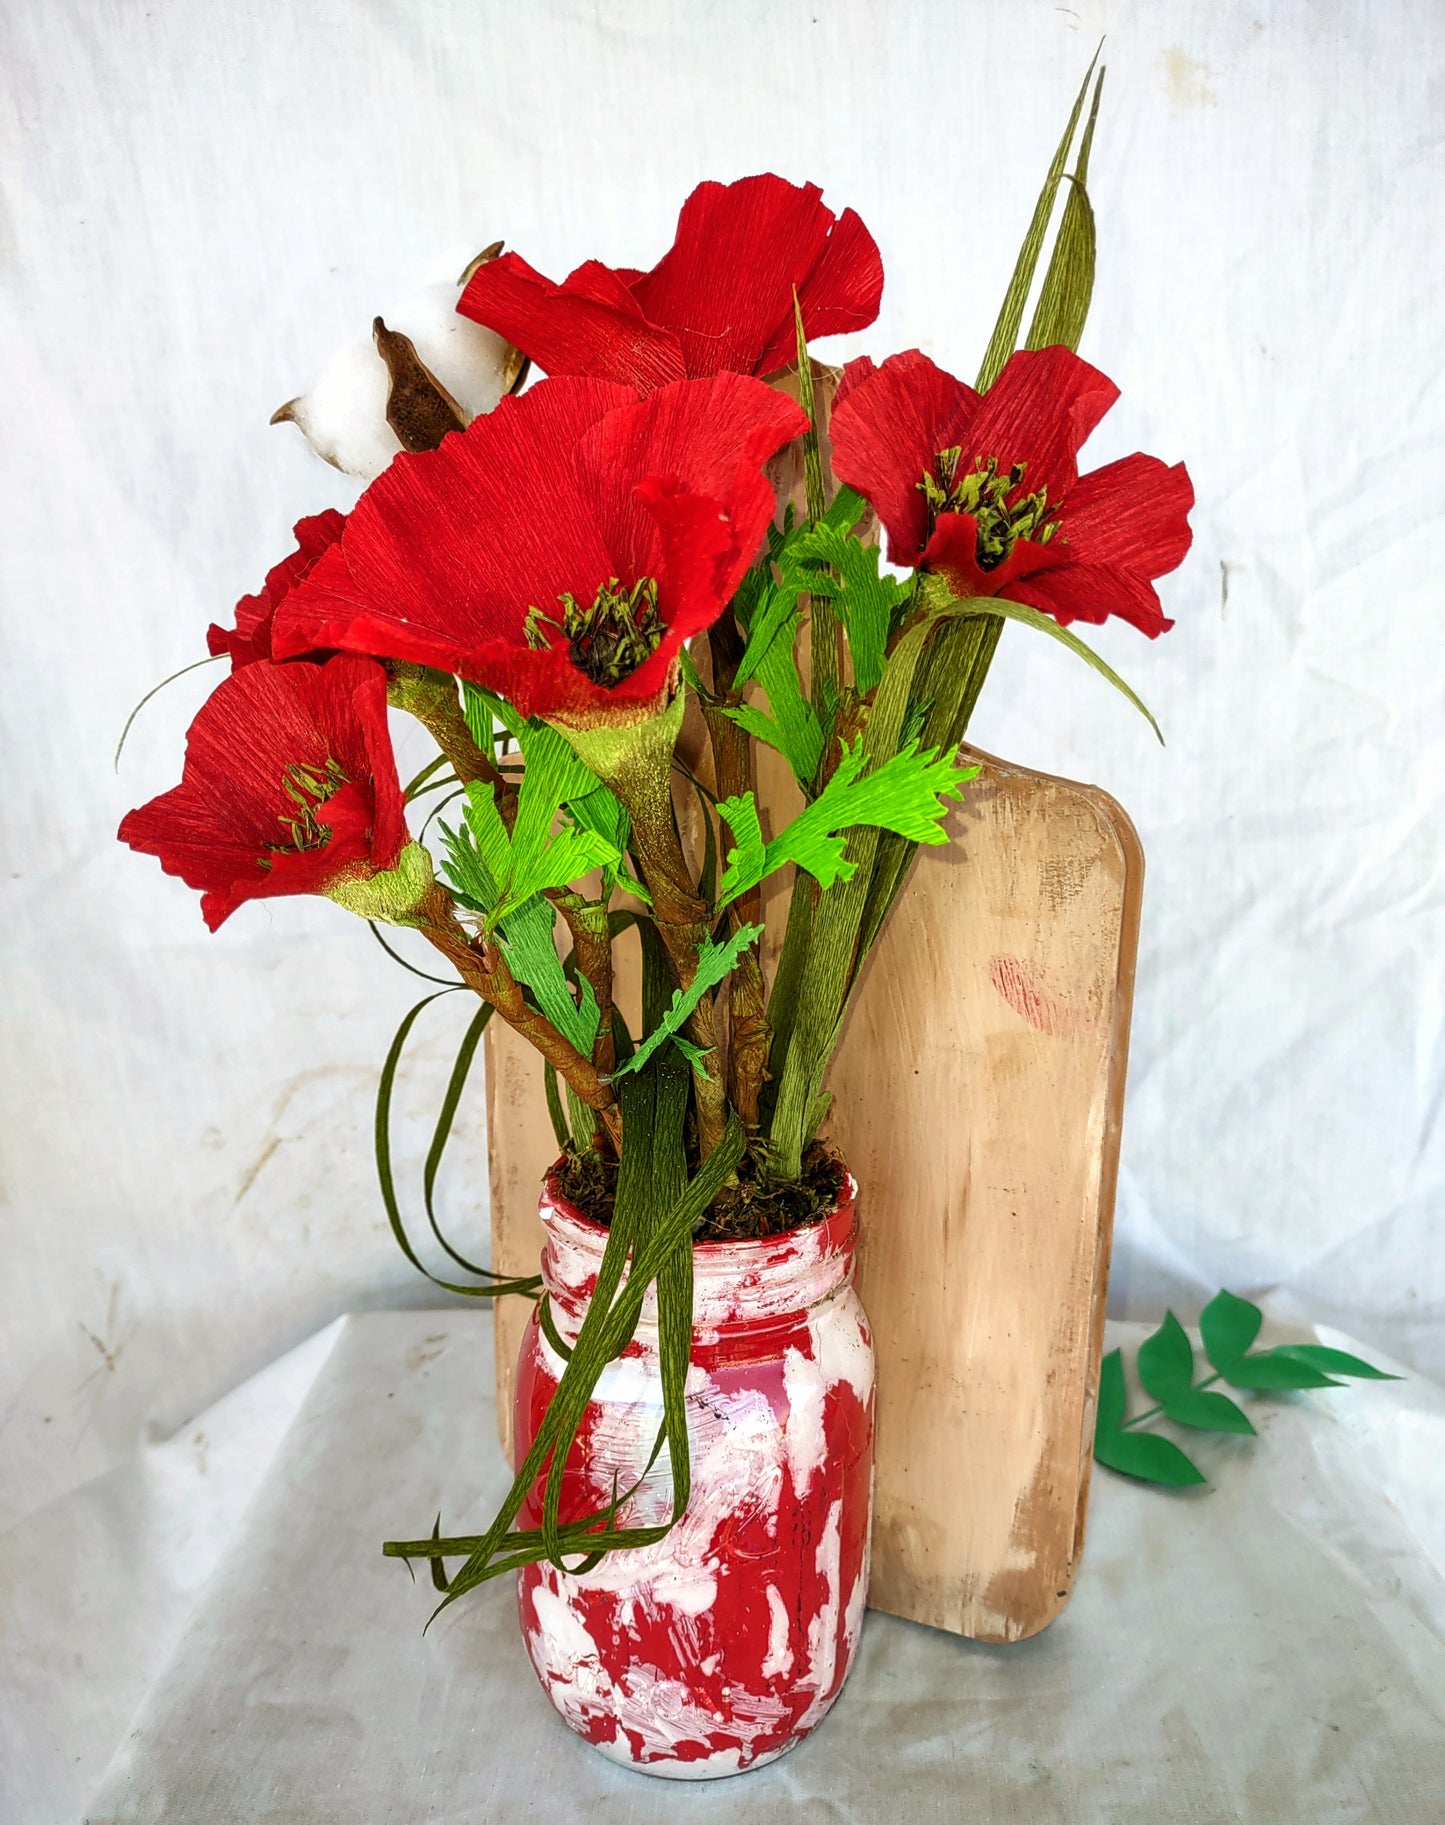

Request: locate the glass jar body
(514, 1167), (875, 1780)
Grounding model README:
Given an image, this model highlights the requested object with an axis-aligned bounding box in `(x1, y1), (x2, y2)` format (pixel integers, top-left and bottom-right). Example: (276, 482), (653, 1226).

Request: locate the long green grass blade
(1027, 65), (1104, 352)
(421, 1004), (494, 1277)
(376, 993), (541, 1300)
(368, 921), (463, 987)
(977, 45), (1101, 392)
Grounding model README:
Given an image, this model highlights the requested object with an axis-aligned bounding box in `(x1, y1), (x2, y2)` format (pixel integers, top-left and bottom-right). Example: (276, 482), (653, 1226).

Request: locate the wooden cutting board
(482, 747), (1141, 1645)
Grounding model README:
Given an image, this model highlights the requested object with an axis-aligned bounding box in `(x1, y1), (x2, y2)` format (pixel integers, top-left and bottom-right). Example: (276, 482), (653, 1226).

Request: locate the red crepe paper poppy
(272, 371), (808, 724)
(207, 510), (346, 668)
(829, 346), (1193, 636)
(456, 175), (883, 392)
(119, 655), (406, 930)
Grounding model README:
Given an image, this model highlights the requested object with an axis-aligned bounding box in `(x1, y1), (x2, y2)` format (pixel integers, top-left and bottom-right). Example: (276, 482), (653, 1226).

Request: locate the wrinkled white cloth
(3, 1310), (1439, 1824)
(4, 0), (1445, 1817)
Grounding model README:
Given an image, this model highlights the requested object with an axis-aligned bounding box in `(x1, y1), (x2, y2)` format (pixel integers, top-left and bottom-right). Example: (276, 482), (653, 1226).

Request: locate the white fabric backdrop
(2, 0), (1442, 1750)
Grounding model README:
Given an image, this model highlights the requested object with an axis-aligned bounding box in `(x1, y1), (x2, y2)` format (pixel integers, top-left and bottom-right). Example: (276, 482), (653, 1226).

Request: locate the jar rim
(540, 1154), (857, 1261)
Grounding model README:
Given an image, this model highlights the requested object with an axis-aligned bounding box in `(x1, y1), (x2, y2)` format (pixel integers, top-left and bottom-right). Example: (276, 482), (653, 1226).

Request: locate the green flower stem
(1119, 1371), (1225, 1431)
(388, 664), (511, 801)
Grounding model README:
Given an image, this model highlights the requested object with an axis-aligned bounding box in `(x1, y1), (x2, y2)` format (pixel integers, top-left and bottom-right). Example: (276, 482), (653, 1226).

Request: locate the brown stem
(624, 784), (729, 1156)
(415, 884), (622, 1152)
(703, 617), (770, 1129)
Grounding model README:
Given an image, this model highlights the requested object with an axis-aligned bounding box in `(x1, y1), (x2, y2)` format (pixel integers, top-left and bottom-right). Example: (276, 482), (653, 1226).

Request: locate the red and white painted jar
(514, 1165), (875, 1780)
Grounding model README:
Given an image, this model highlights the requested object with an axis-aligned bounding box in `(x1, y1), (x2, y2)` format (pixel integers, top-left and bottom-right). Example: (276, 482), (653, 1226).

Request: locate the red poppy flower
(271, 371), (808, 724)
(206, 510), (346, 668)
(829, 346), (1193, 636)
(455, 175), (883, 392)
(119, 655), (407, 930)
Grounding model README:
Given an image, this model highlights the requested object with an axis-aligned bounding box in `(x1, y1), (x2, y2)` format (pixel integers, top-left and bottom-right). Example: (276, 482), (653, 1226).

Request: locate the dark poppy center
(920, 450), (1061, 571)
(526, 576), (665, 689)
(267, 756), (348, 856)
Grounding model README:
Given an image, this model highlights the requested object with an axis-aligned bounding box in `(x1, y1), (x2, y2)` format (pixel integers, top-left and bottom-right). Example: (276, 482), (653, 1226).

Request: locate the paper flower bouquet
(121, 63), (1192, 1779)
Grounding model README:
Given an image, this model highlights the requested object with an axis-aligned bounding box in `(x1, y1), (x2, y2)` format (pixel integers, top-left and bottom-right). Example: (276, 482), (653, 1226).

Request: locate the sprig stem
(1119, 1371), (1224, 1430)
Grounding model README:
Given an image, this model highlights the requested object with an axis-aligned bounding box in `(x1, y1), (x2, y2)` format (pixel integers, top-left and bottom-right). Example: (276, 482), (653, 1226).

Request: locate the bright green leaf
(611, 923), (763, 1079)
(1137, 1310), (1195, 1401)
(1272, 1344), (1401, 1381)
(1160, 1388), (1256, 1435)
(1094, 1428), (1207, 1487)
(497, 897), (600, 1058)
(1217, 1353), (1344, 1392)
(787, 521), (911, 695)
(1199, 1289), (1264, 1374)
(716, 739), (977, 908)
(1097, 1347), (1128, 1434)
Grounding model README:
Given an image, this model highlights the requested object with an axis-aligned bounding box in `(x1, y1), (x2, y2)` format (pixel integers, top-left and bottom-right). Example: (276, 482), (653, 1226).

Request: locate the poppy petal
(458, 251), (686, 391)
(965, 346), (1119, 500)
(119, 656), (404, 929)
(573, 370), (807, 585)
(1009, 562), (1176, 637)
(207, 509), (347, 668)
(830, 350), (981, 566)
(632, 175), (882, 379)
(274, 378), (634, 666)
(1062, 454), (1194, 577)
(752, 204), (885, 376)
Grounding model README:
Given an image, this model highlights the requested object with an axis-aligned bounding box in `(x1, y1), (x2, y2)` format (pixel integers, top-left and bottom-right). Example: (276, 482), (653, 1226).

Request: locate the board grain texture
(483, 747), (1141, 1645)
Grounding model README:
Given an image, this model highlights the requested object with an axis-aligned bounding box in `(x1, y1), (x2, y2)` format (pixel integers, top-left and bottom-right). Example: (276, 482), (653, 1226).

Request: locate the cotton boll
(393, 280), (522, 423)
(271, 334), (403, 481)
(271, 257), (525, 481)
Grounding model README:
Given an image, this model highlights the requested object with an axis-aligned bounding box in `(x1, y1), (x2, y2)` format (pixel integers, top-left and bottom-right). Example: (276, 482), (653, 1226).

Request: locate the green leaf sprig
(1094, 1291), (1399, 1488)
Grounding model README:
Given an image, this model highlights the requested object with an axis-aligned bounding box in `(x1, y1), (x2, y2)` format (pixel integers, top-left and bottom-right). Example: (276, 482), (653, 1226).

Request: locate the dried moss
(553, 1142), (845, 1243)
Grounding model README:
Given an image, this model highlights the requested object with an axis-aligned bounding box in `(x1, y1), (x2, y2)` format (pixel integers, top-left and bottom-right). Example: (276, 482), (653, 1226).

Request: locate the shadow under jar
(513, 1164), (875, 1780)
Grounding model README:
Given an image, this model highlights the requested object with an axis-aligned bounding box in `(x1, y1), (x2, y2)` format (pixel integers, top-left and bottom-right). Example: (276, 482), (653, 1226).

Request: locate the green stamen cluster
(525, 575), (664, 689)
(919, 450), (1061, 571)
(270, 755), (348, 854)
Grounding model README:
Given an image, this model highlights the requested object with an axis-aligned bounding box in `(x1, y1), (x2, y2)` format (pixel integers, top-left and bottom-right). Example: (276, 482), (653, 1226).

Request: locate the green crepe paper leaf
(977, 44), (1102, 393)
(1199, 1288), (1264, 1374)
(1136, 1310), (1196, 1401)
(504, 745), (620, 914)
(566, 783), (639, 901)
(726, 565), (825, 789)
(1026, 65), (1104, 354)
(1097, 1347), (1127, 1433)
(733, 570), (805, 691)
(716, 739), (978, 908)
(725, 695), (824, 793)
(788, 520), (911, 695)
(1216, 1353), (1344, 1392)
(497, 897), (601, 1058)
(1094, 1427), (1208, 1487)
(1272, 1344), (1401, 1381)
(443, 772), (619, 929)
(1161, 1388), (1256, 1435)
(611, 923), (763, 1078)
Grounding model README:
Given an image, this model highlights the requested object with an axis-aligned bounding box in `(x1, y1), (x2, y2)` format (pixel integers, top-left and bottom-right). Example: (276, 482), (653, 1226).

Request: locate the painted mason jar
(513, 1164), (875, 1780)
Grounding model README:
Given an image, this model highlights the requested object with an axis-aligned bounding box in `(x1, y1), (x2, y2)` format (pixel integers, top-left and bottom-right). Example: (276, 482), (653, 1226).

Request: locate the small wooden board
(484, 750), (1140, 1645)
